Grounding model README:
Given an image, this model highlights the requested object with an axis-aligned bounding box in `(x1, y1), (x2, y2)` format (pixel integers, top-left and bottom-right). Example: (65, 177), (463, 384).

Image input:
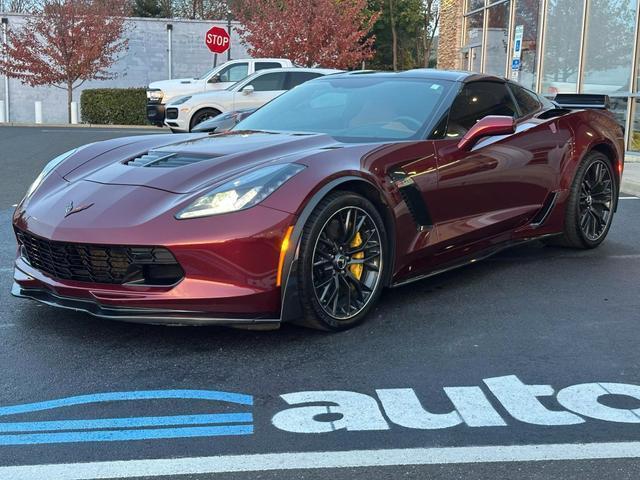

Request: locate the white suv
(164, 67), (342, 132)
(146, 58), (293, 125)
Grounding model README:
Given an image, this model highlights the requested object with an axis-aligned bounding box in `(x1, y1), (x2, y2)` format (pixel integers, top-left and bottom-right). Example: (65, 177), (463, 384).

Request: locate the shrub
(81, 88), (148, 125)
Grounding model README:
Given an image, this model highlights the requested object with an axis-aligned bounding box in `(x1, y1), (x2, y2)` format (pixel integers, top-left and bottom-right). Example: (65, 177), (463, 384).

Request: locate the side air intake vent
(125, 151), (211, 168)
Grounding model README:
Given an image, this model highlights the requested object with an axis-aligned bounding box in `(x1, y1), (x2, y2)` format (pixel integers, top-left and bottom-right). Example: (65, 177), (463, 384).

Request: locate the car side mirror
(457, 115), (516, 150)
(242, 85), (255, 95)
(208, 74), (221, 84)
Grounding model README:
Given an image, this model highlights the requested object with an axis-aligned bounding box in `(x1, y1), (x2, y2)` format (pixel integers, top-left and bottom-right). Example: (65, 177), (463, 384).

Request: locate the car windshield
(234, 76), (453, 142)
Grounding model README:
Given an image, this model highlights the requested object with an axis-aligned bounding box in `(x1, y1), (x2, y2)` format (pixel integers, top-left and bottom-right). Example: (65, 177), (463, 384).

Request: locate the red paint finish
(11, 71), (624, 326)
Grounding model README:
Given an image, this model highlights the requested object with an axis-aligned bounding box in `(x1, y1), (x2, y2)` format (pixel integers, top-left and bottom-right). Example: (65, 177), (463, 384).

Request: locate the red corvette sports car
(12, 70), (624, 331)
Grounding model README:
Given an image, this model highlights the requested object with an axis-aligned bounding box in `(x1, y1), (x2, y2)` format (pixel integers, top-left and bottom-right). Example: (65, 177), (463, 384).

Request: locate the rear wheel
(558, 151), (615, 249)
(296, 192), (386, 331)
(189, 108), (221, 131)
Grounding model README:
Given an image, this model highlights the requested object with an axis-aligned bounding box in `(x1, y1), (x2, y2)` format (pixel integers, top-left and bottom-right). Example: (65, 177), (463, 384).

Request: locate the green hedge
(81, 88), (148, 125)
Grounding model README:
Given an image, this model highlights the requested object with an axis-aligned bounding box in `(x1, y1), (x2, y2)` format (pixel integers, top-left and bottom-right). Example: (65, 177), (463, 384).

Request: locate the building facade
(0, 14), (249, 124)
(438, 0), (640, 154)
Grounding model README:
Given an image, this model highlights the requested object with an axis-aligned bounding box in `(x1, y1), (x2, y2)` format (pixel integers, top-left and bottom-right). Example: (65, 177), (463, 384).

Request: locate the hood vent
(125, 151), (213, 168)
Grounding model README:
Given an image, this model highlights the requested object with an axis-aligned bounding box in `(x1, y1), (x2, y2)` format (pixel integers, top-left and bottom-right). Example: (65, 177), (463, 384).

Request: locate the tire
(189, 108), (221, 131)
(295, 191), (387, 331)
(557, 151), (616, 249)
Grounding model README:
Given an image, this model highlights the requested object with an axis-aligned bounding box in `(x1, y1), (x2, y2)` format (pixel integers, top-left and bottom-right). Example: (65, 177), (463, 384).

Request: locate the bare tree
(422, 0), (439, 67)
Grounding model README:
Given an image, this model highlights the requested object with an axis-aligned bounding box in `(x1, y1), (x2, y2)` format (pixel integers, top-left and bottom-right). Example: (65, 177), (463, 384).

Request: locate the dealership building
(438, 0), (640, 154)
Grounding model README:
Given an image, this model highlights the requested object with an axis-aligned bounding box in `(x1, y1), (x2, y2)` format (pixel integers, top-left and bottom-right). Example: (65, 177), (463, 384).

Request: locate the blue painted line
(0, 424), (253, 445)
(0, 390), (253, 416)
(0, 413), (253, 432)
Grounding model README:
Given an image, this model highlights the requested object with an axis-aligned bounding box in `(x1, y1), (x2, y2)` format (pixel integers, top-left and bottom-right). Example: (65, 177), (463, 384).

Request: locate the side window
(217, 63), (249, 83)
(446, 81), (518, 138)
(255, 62), (283, 71)
(285, 72), (322, 89)
(509, 83), (542, 117)
(248, 72), (287, 92)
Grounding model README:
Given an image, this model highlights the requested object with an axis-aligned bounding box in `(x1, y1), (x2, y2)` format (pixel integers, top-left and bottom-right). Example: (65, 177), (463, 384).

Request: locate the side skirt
(390, 233), (562, 289)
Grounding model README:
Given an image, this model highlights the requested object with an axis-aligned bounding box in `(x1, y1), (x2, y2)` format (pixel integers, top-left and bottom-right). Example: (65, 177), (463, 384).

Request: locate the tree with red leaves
(233, 0), (378, 69)
(0, 0), (129, 122)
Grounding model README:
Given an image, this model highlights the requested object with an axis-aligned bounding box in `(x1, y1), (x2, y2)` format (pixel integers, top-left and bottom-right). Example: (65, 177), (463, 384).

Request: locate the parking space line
(619, 196), (639, 199)
(2, 442), (640, 480)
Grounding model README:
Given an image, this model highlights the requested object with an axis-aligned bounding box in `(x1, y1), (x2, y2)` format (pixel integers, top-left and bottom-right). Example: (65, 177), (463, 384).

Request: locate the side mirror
(457, 115), (515, 150)
(241, 85), (254, 95)
(208, 74), (221, 84)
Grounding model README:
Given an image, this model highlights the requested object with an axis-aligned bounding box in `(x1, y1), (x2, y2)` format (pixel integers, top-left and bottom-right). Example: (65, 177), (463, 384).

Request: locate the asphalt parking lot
(0, 125), (640, 479)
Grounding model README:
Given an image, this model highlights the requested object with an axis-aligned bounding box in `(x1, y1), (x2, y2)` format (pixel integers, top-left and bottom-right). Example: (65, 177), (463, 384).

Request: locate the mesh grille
(16, 229), (180, 285)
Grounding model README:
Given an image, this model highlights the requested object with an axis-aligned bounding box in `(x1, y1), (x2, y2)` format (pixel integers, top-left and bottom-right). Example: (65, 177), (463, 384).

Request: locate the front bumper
(146, 103), (166, 126)
(11, 281), (280, 329)
(164, 107), (189, 132)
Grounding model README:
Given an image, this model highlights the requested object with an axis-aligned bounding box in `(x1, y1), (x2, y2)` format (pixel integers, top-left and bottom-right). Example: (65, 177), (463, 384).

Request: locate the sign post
(510, 25), (524, 81)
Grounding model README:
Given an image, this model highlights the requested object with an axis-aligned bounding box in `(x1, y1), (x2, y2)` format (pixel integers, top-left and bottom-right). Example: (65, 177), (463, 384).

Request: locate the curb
(621, 177), (640, 197)
(0, 122), (168, 130)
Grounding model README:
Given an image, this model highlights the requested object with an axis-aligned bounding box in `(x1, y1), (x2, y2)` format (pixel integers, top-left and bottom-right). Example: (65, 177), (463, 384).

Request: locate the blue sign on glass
(511, 58), (521, 70)
(515, 39), (521, 53)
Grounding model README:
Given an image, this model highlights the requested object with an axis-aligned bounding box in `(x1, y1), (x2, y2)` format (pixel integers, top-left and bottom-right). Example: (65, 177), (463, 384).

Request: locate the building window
(463, 10), (484, 72)
(511, 0), (541, 90)
(541, 0), (584, 94)
(485, 2), (511, 76)
(582, 0), (637, 93)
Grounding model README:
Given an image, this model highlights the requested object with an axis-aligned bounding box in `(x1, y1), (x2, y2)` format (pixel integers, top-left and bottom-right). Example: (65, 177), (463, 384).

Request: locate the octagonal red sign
(205, 26), (230, 54)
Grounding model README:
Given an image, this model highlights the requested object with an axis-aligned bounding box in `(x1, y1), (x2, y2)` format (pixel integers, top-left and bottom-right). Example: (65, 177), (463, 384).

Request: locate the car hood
(62, 131), (345, 195)
(171, 89), (234, 106)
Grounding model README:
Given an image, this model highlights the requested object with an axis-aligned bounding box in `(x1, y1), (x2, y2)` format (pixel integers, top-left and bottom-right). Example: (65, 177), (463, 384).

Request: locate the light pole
(1, 17), (8, 123)
(226, 8), (232, 61)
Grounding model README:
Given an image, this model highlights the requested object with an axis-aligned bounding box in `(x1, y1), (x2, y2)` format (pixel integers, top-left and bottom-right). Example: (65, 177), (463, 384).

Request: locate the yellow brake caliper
(350, 231), (364, 280)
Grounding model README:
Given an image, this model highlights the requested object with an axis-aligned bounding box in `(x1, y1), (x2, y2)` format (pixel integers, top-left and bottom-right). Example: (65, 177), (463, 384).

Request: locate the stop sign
(205, 26), (230, 54)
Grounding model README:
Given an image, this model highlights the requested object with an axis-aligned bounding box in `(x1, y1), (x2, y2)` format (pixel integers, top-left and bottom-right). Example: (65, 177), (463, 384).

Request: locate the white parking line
(619, 196), (639, 199)
(2, 442), (640, 479)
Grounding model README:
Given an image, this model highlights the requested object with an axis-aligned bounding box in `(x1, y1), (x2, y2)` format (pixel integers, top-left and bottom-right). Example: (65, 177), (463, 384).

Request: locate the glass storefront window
(463, 11), (484, 72)
(485, 2), (510, 76)
(467, 0), (486, 12)
(628, 98), (640, 151)
(511, 0), (541, 90)
(582, 0), (637, 94)
(541, 0), (584, 94)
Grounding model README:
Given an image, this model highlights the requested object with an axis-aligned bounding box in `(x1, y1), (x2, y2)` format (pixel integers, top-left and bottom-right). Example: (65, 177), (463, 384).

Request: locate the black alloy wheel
(579, 159), (614, 241)
(190, 108), (221, 131)
(557, 151), (616, 249)
(297, 192), (387, 331)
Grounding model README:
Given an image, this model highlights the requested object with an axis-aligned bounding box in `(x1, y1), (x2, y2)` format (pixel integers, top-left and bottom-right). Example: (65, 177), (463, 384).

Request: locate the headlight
(171, 96), (192, 105)
(147, 89), (164, 102)
(24, 148), (79, 198)
(176, 163), (305, 219)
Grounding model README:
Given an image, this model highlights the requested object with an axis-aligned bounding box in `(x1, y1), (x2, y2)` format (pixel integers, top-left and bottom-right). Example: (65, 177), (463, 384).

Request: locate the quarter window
(446, 81), (518, 137)
(509, 83), (542, 117)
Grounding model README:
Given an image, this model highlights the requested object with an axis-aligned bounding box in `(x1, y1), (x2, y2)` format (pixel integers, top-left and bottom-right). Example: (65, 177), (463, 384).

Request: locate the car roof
(323, 69), (506, 83)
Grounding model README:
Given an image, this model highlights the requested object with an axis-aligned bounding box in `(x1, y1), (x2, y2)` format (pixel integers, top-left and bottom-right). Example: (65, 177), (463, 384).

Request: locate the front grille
(166, 108), (178, 120)
(15, 229), (183, 285)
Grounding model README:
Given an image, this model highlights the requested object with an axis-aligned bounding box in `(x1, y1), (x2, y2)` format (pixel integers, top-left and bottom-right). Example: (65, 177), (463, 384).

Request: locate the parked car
(146, 58), (293, 126)
(165, 67), (342, 132)
(191, 108), (256, 134)
(12, 70), (624, 331)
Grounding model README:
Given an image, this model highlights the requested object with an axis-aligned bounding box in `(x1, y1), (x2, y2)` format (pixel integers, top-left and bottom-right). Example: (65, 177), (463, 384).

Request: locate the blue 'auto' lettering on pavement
(0, 390), (253, 445)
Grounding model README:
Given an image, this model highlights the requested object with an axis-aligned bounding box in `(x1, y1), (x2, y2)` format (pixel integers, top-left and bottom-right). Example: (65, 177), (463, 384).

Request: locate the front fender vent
(125, 151), (211, 168)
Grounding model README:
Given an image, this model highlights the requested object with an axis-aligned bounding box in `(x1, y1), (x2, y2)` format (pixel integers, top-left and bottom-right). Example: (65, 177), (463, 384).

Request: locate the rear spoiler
(553, 94), (610, 110)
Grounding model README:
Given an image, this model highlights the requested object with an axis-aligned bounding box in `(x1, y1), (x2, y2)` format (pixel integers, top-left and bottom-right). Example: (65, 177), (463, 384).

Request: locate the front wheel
(558, 151), (616, 249)
(296, 192), (387, 331)
(189, 108), (221, 131)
